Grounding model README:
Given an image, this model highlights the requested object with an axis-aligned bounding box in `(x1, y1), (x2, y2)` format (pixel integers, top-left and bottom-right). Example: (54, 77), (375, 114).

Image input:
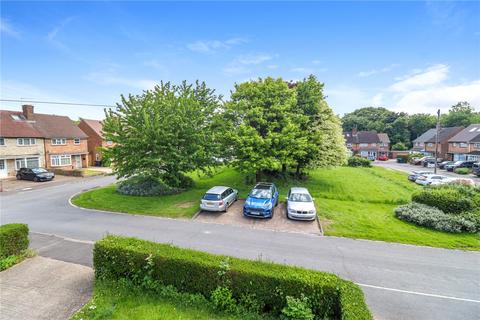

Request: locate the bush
(395, 203), (478, 233)
(281, 295), (314, 320)
(94, 235), (372, 320)
(0, 224), (29, 259)
(116, 176), (179, 196)
(52, 168), (84, 177)
(454, 168), (471, 175)
(412, 185), (477, 214)
(347, 156), (372, 167)
(391, 142), (408, 151)
(211, 286), (238, 313)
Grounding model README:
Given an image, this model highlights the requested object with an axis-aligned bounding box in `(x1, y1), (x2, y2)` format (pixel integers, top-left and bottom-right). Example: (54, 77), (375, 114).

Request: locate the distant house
(447, 124), (480, 162)
(78, 118), (113, 166)
(411, 128), (436, 154)
(344, 130), (390, 160)
(423, 127), (464, 160)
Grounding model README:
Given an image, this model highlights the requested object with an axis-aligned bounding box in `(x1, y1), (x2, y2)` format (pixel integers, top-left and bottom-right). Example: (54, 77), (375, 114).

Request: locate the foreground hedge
(0, 224), (29, 259)
(94, 236), (372, 320)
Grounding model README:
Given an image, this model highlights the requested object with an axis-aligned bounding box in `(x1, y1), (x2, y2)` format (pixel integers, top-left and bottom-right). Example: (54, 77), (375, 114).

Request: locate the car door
(26, 169), (36, 180)
(272, 185), (279, 205)
(224, 188), (233, 206)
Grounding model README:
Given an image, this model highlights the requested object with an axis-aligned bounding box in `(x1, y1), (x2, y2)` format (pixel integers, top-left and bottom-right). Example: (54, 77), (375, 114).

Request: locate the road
(1, 176), (479, 320)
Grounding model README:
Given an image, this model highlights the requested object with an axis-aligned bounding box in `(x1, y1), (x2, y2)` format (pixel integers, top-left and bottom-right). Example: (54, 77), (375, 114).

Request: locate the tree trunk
(296, 164), (301, 177)
(282, 164), (287, 175)
(255, 171), (261, 183)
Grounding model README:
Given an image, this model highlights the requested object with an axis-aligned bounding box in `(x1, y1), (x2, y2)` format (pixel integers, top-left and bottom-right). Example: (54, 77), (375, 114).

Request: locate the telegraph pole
(434, 109), (440, 174)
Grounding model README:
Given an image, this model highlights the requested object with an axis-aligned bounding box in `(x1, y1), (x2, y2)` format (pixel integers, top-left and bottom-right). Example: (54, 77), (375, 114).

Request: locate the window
(359, 143), (368, 147)
(0, 137), (4, 146)
(474, 143), (480, 149)
(346, 143), (352, 148)
(51, 138), (67, 145)
(0, 159), (5, 170)
(459, 143), (468, 148)
(17, 138), (36, 146)
(51, 155), (71, 166)
(371, 143), (377, 147)
(11, 114), (25, 121)
(427, 143), (434, 147)
(14, 157), (39, 170)
(73, 138), (81, 145)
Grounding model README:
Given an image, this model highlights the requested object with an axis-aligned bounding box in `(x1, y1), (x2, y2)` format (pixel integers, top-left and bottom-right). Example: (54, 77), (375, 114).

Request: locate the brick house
(411, 128), (436, 154)
(0, 108), (45, 178)
(344, 130), (390, 160)
(78, 118), (113, 166)
(423, 127), (464, 160)
(447, 124), (480, 162)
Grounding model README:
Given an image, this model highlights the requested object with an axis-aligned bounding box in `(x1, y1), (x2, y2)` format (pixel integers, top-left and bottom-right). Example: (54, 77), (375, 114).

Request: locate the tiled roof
(33, 113), (88, 139)
(378, 133), (390, 144)
(80, 118), (104, 138)
(344, 131), (382, 144)
(425, 127), (464, 143)
(412, 128), (436, 143)
(448, 124), (480, 143)
(0, 110), (43, 138)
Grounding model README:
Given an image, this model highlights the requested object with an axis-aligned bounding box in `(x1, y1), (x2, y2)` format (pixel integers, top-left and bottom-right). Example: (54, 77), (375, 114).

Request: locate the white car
(286, 187), (316, 221)
(415, 175), (451, 186)
(200, 186), (238, 212)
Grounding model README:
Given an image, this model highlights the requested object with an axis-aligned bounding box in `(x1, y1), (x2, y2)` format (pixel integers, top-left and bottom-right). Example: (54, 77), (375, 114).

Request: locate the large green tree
(408, 113), (436, 140)
(441, 102), (480, 127)
(102, 81), (222, 187)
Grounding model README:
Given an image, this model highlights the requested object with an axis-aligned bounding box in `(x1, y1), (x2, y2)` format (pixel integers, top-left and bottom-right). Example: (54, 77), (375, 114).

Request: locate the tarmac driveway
(195, 199), (321, 235)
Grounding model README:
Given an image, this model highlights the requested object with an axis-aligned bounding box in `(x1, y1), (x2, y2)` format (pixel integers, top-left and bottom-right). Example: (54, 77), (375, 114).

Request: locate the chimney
(22, 104), (34, 120)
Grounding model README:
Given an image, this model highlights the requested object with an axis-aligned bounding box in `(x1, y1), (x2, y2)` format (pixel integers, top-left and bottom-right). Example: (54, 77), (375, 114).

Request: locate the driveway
(196, 200), (321, 235)
(1, 175), (479, 320)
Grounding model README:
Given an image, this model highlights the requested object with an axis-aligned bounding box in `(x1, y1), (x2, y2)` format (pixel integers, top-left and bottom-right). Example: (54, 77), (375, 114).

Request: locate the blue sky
(1, 1), (479, 120)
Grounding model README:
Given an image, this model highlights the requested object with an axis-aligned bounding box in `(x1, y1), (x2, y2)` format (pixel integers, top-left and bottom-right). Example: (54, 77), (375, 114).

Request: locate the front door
(74, 155), (82, 169)
(0, 159), (7, 178)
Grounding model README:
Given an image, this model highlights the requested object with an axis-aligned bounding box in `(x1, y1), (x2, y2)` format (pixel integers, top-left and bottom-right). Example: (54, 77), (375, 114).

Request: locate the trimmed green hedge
(412, 186), (476, 214)
(0, 224), (29, 259)
(94, 236), (372, 320)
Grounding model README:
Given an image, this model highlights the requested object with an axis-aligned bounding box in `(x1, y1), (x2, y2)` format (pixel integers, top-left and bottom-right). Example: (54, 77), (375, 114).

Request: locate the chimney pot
(22, 104), (34, 120)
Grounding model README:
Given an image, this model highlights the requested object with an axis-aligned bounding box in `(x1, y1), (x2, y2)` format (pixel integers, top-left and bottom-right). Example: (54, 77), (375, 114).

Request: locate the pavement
(0, 175), (479, 320)
(195, 200), (321, 235)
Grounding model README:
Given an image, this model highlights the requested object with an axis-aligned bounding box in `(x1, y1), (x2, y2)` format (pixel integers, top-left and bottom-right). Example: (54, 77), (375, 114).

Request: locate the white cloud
(290, 67), (314, 74)
(325, 85), (370, 115)
(389, 64), (449, 92)
(357, 64), (399, 78)
(47, 17), (75, 49)
(223, 53), (272, 76)
(371, 93), (384, 106)
(85, 69), (157, 90)
(0, 18), (20, 38)
(187, 37), (248, 54)
(236, 54), (271, 65)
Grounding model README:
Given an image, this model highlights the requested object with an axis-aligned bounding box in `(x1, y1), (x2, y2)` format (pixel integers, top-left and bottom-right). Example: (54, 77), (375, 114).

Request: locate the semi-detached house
(0, 105), (89, 178)
(448, 124), (480, 162)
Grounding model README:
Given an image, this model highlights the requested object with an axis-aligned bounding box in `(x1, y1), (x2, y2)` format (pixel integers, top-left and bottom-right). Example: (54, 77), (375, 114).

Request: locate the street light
(434, 109), (440, 174)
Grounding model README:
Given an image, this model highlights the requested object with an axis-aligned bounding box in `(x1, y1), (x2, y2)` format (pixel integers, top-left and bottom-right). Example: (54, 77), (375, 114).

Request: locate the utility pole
(434, 109), (440, 174)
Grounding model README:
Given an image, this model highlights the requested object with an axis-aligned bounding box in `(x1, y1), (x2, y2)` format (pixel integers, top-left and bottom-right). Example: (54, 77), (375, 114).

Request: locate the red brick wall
(44, 138), (88, 169)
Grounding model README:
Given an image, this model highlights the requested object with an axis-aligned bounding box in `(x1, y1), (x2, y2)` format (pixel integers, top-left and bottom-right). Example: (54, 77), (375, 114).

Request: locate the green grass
(72, 166), (480, 250)
(71, 280), (267, 320)
(0, 250), (35, 271)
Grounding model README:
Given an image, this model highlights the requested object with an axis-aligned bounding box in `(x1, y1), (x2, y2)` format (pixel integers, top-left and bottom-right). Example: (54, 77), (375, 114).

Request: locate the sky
(1, 1), (479, 120)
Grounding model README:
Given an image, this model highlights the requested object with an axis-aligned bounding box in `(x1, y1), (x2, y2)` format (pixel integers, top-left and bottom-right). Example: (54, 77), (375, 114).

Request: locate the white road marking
(203, 230), (212, 234)
(21, 187), (33, 191)
(357, 283), (480, 303)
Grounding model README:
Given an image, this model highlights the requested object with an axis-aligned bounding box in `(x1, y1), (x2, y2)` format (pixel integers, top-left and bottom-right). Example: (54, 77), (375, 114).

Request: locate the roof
(344, 131), (381, 144)
(80, 118), (104, 138)
(448, 124), (480, 143)
(33, 113), (88, 139)
(413, 128), (436, 143)
(205, 186), (229, 194)
(0, 110), (43, 138)
(377, 133), (390, 144)
(425, 127), (464, 143)
(290, 187), (309, 194)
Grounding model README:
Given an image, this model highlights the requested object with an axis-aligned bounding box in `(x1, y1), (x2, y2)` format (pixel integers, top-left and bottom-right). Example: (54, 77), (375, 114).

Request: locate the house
(411, 128), (436, 154)
(0, 105), (89, 178)
(344, 130), (390, 160)
(447, 124), (480, 162)
(0, 107), (45, 178)
(78, 118), (113, 166)
(423, 127), (464, 160)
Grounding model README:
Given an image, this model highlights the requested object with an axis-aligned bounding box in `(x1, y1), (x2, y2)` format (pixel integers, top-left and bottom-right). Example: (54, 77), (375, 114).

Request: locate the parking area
(195, 199), (321, 235)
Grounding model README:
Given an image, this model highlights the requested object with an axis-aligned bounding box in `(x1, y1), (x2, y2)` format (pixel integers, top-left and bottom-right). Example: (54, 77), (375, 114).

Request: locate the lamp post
(434, 109), (440, 174)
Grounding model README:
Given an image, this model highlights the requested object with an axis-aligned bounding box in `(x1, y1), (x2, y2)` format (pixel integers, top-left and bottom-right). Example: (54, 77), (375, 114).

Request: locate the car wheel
(16, 174), (22, 180)
(33, 177), (39, 182)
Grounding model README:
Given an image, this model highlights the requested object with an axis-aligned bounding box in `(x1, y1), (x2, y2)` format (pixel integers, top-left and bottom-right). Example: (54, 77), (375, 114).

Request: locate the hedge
(412, 186), (476, 214)
(0, 224), (29, 259)
(94, 236), (372, 320)
(347, 156), (372, 167)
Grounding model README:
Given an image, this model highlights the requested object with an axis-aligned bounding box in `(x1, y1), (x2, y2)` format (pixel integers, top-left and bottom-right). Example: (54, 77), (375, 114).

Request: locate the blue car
(243, 182), (279, 219)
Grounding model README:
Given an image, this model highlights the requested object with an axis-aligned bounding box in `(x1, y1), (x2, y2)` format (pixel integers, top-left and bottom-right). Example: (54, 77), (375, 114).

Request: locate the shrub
(116, 176), (179, 196)
(391, 142), (408, 151)
(0, 223), (29, 259)
(395, 203), (478, 233)
(454, 168), (471, 175)
(412, 185), (476, 214)
(94, 235), (372, 320)
(52, 168), (84, 177)
(281, 295), (314, 320)
(211, 286), (238, 313)
(347, 156), (372, 167)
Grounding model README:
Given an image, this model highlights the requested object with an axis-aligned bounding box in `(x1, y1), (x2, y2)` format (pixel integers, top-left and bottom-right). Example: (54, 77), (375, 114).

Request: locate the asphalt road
(1, 176), (479, 320)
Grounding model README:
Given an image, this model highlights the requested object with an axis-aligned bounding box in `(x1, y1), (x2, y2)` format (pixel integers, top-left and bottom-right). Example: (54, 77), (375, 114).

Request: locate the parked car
(243, 182), (279, 218)
(438, 161), (454, 169)
(473, 163), (480, 177)
(445, 161), (476, 172)
(285, 187), (316, 221)
(408, 170), (434, 182)
(423, 159), (437, 168)
(16, 167), (55, 182)
(200, 186), (238, 212)
(415, 174), (450, 186)
(378, 155), (389, 161)
(448, 177), (475, 186)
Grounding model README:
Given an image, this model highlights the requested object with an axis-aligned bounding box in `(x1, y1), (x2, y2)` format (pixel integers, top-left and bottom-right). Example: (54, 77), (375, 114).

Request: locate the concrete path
(1, 175), (479, 320)
(0, 256), (93, 320)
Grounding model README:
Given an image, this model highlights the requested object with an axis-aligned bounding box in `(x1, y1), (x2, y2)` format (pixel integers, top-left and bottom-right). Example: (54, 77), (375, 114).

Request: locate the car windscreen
(203, 193), (221, 200)
(32, 168), (48, 173)
(289, 193), (312, 202)
(250, 188), (272, 199)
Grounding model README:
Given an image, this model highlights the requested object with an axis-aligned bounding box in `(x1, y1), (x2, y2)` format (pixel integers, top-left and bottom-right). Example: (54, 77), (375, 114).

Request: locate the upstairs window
(359, 143), (368, 147)
(459, 143), (468, 148)
(0, 137), (4, 146)
(73, 138), (81, 145)
(51, 138), (67, 145)
(17, 138), (36, 146)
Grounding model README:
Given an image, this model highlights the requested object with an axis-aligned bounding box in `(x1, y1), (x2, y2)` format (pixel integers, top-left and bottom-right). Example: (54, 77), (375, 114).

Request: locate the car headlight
(308, 210), (315, 214)
(263, 202), (272, 209)
(288, 208), (296, 213)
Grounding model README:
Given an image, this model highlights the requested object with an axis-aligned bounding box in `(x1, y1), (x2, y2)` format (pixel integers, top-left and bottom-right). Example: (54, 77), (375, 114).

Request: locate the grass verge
(0, 249), (35, 271)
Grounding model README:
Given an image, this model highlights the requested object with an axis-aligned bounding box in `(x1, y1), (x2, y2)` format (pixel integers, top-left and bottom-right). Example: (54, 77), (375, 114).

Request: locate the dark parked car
(438, 161), (454, 169)
(473, 163), (480, 177)
(445, 161), (476, 172)
(16, 167), (55, 182)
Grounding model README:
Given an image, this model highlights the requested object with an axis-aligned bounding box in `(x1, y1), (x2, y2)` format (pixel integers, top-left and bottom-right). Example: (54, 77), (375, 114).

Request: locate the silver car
(286, 187), (316, 221)
(200, 186), (238, 212)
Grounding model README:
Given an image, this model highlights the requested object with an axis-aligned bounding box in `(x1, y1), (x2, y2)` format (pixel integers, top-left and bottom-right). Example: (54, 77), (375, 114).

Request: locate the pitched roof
(80, 118), (104, 138)
(344, 131), (383, 144)
(448, 124), (480, 143)
(412, 128), (436, 143)
(378, 133), (390, 144)
(32, 113), (88, 139)
(0, 110), (43, 138)
(425, 127), (464, 143)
